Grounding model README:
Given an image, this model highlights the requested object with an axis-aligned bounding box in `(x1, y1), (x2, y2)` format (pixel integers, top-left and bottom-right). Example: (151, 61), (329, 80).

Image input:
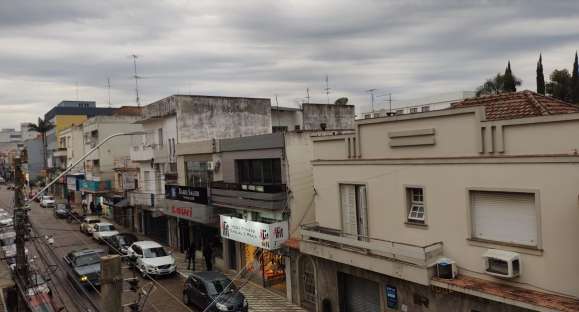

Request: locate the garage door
(339, 273), (380, 312)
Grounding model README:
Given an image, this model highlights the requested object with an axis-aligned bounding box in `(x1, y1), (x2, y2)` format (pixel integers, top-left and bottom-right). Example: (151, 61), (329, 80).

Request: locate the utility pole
(101, 255), (122, 312)
(13, 155), (30, 310)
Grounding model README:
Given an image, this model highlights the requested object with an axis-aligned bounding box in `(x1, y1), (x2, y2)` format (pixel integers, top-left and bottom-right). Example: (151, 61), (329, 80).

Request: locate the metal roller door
(339, 273), (380, 312)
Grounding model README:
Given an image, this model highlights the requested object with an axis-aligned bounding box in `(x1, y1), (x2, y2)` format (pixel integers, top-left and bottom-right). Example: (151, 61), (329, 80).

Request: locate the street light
(27, 131), (146, 204)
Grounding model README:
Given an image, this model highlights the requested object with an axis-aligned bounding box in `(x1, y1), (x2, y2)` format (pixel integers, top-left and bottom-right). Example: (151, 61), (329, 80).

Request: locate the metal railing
(211, 181), (286, 193)
(300, 223), (443, 267)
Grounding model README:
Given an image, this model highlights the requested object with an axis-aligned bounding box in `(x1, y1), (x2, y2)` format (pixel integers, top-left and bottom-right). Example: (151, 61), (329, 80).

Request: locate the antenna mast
(366, 89), (377, 113)
(131, 54), (141, 107)
(107, 78), (112, 108)
(306, 88), (311, 104)
(324, 75), (331, 104)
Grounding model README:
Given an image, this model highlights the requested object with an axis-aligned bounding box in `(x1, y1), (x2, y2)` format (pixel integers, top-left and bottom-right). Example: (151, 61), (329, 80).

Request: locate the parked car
(127, 241), (176, 277)
(0, 177), (5, 184)
(53, 203), (69, 219)
(0, 217), (13, 228)
(103, 233), (138, 255)
(80, 216), (101, 234)
(40, 196), (55, 208)
(92, 223), (119, 242)
(183, 271), (248, 312)
(27, 273), (51, 297)
(0, 231), (16, 247)
(63, 248), (105, 288)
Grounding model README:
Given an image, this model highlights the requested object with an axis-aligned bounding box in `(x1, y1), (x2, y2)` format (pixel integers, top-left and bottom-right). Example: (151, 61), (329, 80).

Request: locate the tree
(546, 69), (572, 102)
(503, 61), (517, 92)
(476, 72), (522, 97)
(571, 51), (579, 104)
(27, 118), (54, 173)
(536, 54), (545, 95)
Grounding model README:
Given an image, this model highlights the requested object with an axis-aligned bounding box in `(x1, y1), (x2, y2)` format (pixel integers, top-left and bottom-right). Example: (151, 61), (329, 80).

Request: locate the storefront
(164, 184), (221, 262)
(220, 215), (289, 293)
(143, 209), (168, 245)
(66, 174), (84, 206)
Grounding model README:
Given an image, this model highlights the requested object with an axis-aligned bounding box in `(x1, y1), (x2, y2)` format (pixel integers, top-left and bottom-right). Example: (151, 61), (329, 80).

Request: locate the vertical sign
(386, 285), (397, 309)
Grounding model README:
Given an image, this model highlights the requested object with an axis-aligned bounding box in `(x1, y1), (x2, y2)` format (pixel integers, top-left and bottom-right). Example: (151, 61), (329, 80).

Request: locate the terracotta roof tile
(451, 90), (579, 121)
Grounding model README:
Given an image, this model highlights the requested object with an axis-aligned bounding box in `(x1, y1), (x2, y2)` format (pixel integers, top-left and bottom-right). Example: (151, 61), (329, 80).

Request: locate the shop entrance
(179, 220), (191, 253)
(241, 244), (287, 296)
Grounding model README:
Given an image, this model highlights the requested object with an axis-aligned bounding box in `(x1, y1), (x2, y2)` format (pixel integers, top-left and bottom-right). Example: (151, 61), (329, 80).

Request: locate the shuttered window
(470, 191), (538, 247)
(340, 184), (368, 240)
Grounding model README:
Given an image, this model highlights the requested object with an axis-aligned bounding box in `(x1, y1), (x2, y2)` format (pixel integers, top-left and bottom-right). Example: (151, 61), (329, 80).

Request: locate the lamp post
(27, 131), (146, 204)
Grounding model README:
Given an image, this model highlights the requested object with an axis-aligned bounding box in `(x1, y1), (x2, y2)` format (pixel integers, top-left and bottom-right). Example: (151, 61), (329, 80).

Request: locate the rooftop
(451, 90), (579, 121)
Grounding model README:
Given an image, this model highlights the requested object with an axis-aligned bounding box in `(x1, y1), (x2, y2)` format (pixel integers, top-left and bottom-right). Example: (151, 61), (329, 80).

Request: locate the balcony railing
(210, 182), (287, 211)
(300, 223), (443, 267)
(128, 191), (166, 208)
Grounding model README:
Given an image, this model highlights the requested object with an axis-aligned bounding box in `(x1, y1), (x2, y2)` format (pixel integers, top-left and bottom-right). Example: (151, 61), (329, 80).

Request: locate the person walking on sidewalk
(203, 241), (213, 271)
(186, 241), (196, 271)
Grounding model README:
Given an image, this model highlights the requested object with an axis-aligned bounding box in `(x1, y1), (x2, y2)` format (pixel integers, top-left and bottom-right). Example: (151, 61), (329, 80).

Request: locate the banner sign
(219, 215), (288, 250)
(165, 185), (208, 204)
(67, 176), (77, 191)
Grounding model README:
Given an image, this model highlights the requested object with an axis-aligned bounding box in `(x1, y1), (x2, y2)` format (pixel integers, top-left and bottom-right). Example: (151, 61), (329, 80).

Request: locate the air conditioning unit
(207, 161), (215, 171)
(482, 249), (521, 278)
(435, 258), (458, 279)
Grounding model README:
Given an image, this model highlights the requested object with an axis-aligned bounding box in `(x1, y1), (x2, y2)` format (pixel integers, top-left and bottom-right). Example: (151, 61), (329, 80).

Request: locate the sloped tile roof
(451, 90), (579, 121)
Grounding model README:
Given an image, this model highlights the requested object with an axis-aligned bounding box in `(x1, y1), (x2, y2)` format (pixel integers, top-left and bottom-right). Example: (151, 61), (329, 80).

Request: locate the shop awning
(114, 199), (129, 208)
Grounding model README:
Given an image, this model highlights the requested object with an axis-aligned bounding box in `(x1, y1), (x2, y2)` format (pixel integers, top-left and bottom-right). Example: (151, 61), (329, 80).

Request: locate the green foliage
(571, 52), (579, 103)
(503, 61), (517, 92)
(476, 72), (522, 97)
(536, 54), (545, 95)
(546, 69), (572, 102)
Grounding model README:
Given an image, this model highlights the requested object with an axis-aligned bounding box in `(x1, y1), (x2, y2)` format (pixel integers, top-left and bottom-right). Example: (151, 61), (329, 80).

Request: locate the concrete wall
(176, 95), (272, 143)
(271, 109), (302, 130)
(302, 104), (355, 130)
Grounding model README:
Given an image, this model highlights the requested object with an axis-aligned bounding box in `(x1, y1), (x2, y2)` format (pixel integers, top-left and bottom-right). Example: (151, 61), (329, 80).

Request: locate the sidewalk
(99, 214), (307, 312)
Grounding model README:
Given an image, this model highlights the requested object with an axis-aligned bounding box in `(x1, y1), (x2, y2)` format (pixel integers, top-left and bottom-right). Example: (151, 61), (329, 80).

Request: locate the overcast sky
(1, 0), (578, 128)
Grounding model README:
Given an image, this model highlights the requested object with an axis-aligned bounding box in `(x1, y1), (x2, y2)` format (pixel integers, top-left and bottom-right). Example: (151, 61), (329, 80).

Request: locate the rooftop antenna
(388, 93), (392, 112)
(275, 95), (280, 127)
(106, 78), (112, 108)
(324, 75), (331, 104)
(366, 89), (377, 112)
(306, 88), (311, 104)
(130, 54), (142, 107)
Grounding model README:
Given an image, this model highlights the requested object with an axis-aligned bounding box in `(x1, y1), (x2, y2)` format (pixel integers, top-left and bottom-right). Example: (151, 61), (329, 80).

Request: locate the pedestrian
(89, 201), (95, 215)
(186, 240), (196, 271)
(203, 242), (213, 271)
(96, 202), (102, 216)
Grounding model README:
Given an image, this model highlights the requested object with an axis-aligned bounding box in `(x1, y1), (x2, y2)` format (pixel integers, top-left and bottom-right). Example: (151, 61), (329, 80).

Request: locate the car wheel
(182, 292), (190, 305)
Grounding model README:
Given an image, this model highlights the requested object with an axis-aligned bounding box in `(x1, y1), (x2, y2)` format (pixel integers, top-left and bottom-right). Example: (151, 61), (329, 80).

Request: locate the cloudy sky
(1, 0), (578, 128)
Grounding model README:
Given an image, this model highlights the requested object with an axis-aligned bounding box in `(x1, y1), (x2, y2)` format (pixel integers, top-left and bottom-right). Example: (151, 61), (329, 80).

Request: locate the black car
(183, 271), (248, 312)
(103, 233), (138, 255)
(53, 203), (70, 219)
(63, 248), (105, 289)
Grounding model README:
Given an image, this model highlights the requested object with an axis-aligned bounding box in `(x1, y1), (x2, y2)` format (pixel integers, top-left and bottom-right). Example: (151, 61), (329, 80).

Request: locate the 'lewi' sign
(219, 215), (288, 250)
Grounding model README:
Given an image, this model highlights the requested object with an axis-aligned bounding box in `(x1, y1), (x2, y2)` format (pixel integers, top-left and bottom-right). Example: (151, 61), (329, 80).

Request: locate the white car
(0, 217), (13, 228)
(92, 223), (119, 242)
(127, 241), (176, 277)
(40, 196), (55, 208)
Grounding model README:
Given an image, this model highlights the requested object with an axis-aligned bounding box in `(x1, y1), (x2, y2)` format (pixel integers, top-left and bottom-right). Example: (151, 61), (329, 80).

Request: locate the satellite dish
(334, 97), (349, 105)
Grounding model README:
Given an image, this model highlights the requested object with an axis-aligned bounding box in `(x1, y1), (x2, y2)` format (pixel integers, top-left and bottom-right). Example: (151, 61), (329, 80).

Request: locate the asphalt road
(0, 187), (195, 312)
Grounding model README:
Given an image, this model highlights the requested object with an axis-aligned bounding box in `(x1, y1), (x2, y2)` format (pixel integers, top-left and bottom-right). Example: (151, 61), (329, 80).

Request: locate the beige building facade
(301, 92), (579, 312)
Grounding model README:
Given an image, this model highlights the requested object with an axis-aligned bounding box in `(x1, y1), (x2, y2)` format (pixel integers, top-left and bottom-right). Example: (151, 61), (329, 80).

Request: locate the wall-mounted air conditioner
(435, 258), (458, 279)
(482, 249), (521, 278)
(207, 161), (215, 171)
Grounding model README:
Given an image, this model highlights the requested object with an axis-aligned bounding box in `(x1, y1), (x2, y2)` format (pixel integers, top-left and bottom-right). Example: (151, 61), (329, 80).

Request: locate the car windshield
(208, 278), (236, 295)
(99, 225), (115, 231)
(75, 252), (102, 266)
(88, 219), (100, 224)
(118, 235), (136, 246)
(30, 274), (46, 286)
(57, 204), (67, 209)
(143, 247), (167, 258)
(44, 196), (54, 201)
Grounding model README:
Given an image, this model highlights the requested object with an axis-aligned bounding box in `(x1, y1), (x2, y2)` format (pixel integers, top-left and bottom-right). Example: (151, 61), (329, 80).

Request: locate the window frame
(466, 187), (543, 252)
(404, 186), (427, 227)
(236, 158), (282, 185)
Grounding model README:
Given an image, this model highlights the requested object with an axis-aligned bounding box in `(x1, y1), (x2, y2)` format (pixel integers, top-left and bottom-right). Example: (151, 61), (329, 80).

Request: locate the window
(395, 109), (404, 115)
(236, 159), (282, 185)
(301, 257), (316, 305)
(272, 126), (288, 133)
(185, 161), (209, 187)
(421, 106), (430, 112)
(410, 107), (418, 113)
(157, 128), (163, 146)
(340, 184), (368, 240)
(470, 191), (538, 247)
(406, 187), (426, 224)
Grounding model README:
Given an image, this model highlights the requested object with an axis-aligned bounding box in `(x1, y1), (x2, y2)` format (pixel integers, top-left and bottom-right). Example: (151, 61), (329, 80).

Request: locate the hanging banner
(219, 215), (288, 250)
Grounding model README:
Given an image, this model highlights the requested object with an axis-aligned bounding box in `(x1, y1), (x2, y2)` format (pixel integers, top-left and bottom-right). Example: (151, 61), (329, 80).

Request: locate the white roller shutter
(340, 184), (358, 237)
(356, 186), (368, 241)
(471, 191), (538, 246)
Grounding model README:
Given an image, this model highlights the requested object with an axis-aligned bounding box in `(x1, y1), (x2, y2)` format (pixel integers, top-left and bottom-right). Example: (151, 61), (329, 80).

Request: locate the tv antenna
(130, 54), (142, 106)
(106, 78), (112, 108)
(366, 89), (377, 112)
(305, 88), (311, 104)
(324, 75), (331, 104)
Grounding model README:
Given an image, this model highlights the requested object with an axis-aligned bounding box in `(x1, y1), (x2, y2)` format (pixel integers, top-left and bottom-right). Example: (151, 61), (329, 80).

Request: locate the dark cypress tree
(503, 61), (517, 92)
(536, 54), (545, 95)
(571, 51), (579, 104)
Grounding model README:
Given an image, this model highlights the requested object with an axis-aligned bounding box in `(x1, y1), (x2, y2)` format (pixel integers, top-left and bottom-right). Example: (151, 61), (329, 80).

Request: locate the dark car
(53, 203), (69, 219)
(63, 248), (105, 289)
(183, 271), (248, 312)
(103, 233), (138, 255)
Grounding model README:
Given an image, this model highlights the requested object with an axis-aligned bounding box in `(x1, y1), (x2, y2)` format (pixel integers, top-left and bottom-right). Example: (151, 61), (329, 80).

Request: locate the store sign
(165, 185), (208, 204)
(386, 285), (398, 309)
(122, 173), (136, 190)
(67, 176), (77, 191)
(170, 206), (192, 218)
(219, 215), (288, 250)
